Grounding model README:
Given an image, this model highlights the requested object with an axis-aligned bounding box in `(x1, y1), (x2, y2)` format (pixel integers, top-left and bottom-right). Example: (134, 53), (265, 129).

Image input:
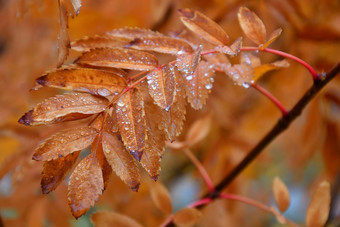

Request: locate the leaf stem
(251, 83), (288, 117)
(183, 147), (215, 193)
(241, 47), (318, 80)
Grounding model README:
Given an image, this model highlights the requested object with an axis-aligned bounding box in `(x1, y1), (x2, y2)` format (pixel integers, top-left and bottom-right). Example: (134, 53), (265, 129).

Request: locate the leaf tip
(131, 184), (140, 192)
(18, 110), (33, 126)
(36, 75), (48, 86)
(178, 8), (194, 19)
(130, 150), (143, 162)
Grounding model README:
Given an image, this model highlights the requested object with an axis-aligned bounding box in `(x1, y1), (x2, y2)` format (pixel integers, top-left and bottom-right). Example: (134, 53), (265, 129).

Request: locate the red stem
(241, 47), (318, 80)
(251, 83), (288, 117)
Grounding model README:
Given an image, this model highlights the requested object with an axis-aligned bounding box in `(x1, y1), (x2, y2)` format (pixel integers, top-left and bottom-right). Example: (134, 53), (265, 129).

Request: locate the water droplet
(205, 84), (212, 89)
(117, 100), (125, 107)
(98, 88), (111, 96)
(242, 82), (250, 88)
(164, 105), (171, 112)
(186, 75), (193, 81)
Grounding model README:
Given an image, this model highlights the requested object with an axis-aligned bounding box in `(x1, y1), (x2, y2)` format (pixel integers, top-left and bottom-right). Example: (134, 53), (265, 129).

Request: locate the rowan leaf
(186, 114), (211, 146)
(238, 7), (266, 45)
(68, 152), (104, 219)
(185, 60), (215, 110)
(36, 68), (127, 97)
(147, 64), (176, 110)
(91, 211), (143, 227)
(18, 93), (108, 126)
(253, 59), (290, 82)
(272, 177), (290, 213)
(215, 37), (242, 57)
(33, 126), (98, 161)
(306, 181), (331, 227)
(224, 63), (254, 87)
(105, 27), (165, 40)
(261, 28), (282, 49)
(203, 52), (231, 72)
(75, 48), (159, 71)
(41, 151), (80, 194)
(149, 181), (172, 215)
(94, 137), (112, 191)
(126, 36), (193, 55)
(71, 36), (130, 51)
(57, 0), (70, 67)
(178, 8), (229, 46)
(176, 45), (201, 77)
(173, 207), (202, 227)
(240, 52), (261, 68)
(116, 88), (147, 161)
(102, 132), (140, 191)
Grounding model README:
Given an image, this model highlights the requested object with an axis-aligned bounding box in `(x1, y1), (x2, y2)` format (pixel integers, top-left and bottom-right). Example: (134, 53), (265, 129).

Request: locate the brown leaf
(224, 63), (254, 87)
(71, 36), (130, 52)
(36, 67), (127, 97)
(68, 152), (104, 218)
(176, 45), (201, 77)
(149, 181), (172, 215)
(203, 52), (231, 72)
(75, 48), (159, 71)
(57, 0), (70, 67)
(105, 27), (165, 40)
(116, 88), (147, 161)
(94, 137), (112, 190)
(126, 36), (193, 55)
(178, 8), (229, 46)
(215, 37), (242, 56)
(185, 60), (215, 110)
(306, 181), (331, 227)
(272, 177), (290, 213)
(147, 64), (176, 110)
(33, 127), (98, 161)
(102, 131), (140, 191)
(173, 207), (202, 227)
(240, 52), (261, 68)
(91, 211), (143, 227)
(41, 151), (80, 194)
(261, 28), (282, 49)
(186, 114), (211, 146)
(238, 7), (266, 45)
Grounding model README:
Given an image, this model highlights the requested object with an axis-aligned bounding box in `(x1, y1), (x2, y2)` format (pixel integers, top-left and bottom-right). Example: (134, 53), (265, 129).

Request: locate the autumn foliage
(1, 0), (340, 226)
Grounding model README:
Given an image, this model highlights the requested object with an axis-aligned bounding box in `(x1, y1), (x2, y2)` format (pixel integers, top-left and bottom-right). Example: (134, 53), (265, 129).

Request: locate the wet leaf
(173, 207), (202, 227)
(240, 52), (261, 68)
(93, 137), (112, 191)
(18, 93), (108, 126)
(185, 60), (215, 110)
(261, 28), (282, 49)
(33, 127), (98, 161)
(57, 0), (70, 67)
(36, 67), (127, 97)
(272, 177), (290, 213)
(105, 27), (165, 40)
(116, 88), (147, 161)
(149, 181), (172, 215)
(224, 63), (254, 87)
(71, 36), (130, 51)
(238, 7), (266, 45)
(306, 181), (331, 227)
(176, 45), (201, 77)
(102, 131), (140, 191)
(41, 151), (80, 194)
(147, 64), (176, 110)
(215, 37), (242, 57)
(75, 48), (159, 71)
(91, 211), (143, 227)
(186, 114), (211, 146)
(68, 152), (104, 218)
(126, 36), (193, 55)
(178, 8), (229, 46)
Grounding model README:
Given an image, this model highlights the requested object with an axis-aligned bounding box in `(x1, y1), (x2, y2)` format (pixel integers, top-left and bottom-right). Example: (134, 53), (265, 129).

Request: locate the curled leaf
(71, 36), (130, 52)
(75, 48), (159, 71)
(272, 177), (290, 213)
(238, 7), (266, 45)
(68, 153), (104, 218)
(18, 93), (108, 126)
(173, 207), (202, 227)
(91, 211), (143, 227)
(33, 127), (98, 161)
(178, 8), (229, 46)
(306, 181), (331, 227)
(106, 27), (165, 40)
(261, 28), (282, 49)
(57, 0), (70, 67)
(36, 68), (127, 97)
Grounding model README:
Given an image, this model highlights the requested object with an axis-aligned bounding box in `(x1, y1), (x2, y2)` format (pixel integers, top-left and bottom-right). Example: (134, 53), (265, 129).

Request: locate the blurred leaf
(272, 176), (290, 213)
(91, 211), (143, 227)
(173, 207), (202, 227)
(186, 114), (211, 147)
(149, 181), (172, 215)
(238, 7), (266, 45)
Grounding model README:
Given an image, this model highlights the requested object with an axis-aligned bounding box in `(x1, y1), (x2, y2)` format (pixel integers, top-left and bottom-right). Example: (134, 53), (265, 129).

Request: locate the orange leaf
(33, 127), (98, 161)
(240, 52), (261, 68)
(126, 36), (193, 55)
(91, 211), (143, 227)
(272, 177), (290, 213)
(102, 132), (140, 191)
(215, 37), (242, 56)
(203, 52), (231, 72)
(238, 7), (266, 45)
(71, 36), (130, 51)
(149, 181), (172, 215)
(75, 48), (159, 71)
(185, 60), (215, 110)
(224, 63), (254, 87)
(186, 114), (211, 146)
(176, 45), (201, 78)
(105, 27), (165, 40)
(306, 181), (331, 227)
(68, 152), (104, 218)
(41, 151), (80, 194)
(57, 0), (70, 67)
(147, 64), (176, 110)
(178, 8), (229, 46)
(94, 137), (112, 191)
(116, 88), (147, 161)
(18, 93), (108, 126)
(173, 207), (202, 227)
(36, 67), (127, 97)
(260, 28), (282, 49)
(253, 59), (290, 82)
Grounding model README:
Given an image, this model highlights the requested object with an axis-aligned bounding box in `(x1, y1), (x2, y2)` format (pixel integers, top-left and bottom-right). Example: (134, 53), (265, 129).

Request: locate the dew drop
(242, 82), (250, 88)
(98, 88), (111, 96)
(117, 100), (125, 107)
(186, 75), (193, 81)
(205, 84), (213, 89)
